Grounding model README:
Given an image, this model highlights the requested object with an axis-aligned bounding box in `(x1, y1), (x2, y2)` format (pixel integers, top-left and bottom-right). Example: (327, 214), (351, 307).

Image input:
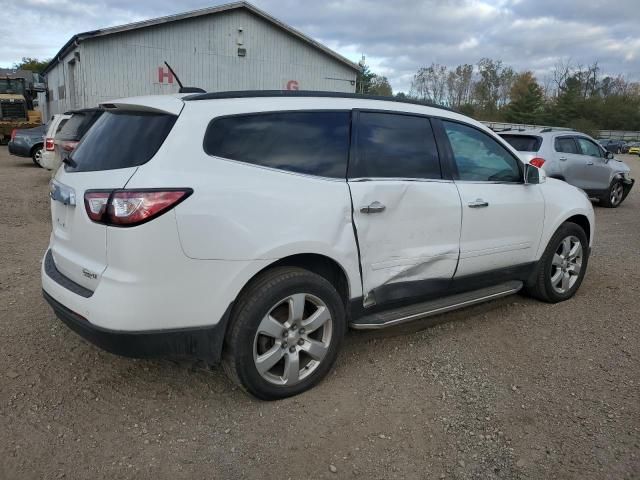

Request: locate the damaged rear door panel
(348, 111), (462, 306)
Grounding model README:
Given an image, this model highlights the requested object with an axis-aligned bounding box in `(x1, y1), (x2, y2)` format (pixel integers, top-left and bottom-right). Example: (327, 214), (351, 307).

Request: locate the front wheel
(600, 179), (625, 208)
(222, 267), (346, 400)
(525, 222), (589, 303)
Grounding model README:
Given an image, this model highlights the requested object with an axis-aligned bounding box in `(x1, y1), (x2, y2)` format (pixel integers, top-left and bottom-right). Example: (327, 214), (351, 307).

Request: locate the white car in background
(40, 114), (70, 170)
(42, 92), (595, 400)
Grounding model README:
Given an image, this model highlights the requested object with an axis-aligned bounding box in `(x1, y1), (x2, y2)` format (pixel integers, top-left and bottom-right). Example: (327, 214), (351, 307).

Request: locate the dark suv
(598, 139), (626, 154)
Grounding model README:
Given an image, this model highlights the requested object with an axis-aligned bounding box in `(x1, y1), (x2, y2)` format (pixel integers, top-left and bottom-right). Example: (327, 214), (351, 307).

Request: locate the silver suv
(500, 128), (634, 208)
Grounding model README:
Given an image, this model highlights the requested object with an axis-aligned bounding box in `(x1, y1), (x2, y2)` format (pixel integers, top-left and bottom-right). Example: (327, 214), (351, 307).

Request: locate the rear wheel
(600, 179), (625, 208)
(525, 222), (589, 303)
(31, 145), (43, 167)
(223, 267), (346, 400)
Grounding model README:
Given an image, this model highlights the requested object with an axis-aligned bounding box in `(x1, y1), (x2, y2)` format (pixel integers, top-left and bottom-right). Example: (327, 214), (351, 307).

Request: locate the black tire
(525, 222), (589, 303)
(31, 145), (44, 168)
(222, 267), (346, 400)
(616, 148), (621, 154)
(599, 179), (625, 208)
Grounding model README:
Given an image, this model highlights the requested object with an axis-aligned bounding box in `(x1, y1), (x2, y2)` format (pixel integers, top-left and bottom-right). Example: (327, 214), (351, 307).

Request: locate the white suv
(42, 92), (595, 399)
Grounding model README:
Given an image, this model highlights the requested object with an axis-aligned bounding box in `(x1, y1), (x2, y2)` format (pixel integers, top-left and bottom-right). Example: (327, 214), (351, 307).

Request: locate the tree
(356, 64), (377, 94)
(12, 57), (49, 74)
(446, 64), (474, 108)
(504, 71), (545, 124)
(369, 75), (393, 96)
(411, 63), (448, 105)
(553, 75), (582, 125)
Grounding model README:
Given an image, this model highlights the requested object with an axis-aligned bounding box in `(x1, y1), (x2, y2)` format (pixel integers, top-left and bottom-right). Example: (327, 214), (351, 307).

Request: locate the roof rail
(182, 90), (455, 112)
(539, 127), (575, 133)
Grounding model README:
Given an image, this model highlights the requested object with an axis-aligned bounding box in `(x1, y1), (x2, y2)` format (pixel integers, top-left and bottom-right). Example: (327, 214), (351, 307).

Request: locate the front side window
(351, 112), (441, 179)
(576, 137), (603, 158)
(204, 111), (350, 178)
(442, 121), (521, 182)
(555, 136), (579, 154)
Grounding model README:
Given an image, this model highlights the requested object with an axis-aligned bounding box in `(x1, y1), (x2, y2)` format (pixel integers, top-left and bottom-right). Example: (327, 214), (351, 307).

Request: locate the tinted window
(67, 111), (177, 172)
(204, 111), (350, 178)
(352, 112), (441, 179)
(443, 121), (521, 182)
(555, 137), (579, 154)
(55, 119), (69, 136)
(58, 110), (103, 141)
(500, 134), (542, 152)
(576, 137), (603, 157)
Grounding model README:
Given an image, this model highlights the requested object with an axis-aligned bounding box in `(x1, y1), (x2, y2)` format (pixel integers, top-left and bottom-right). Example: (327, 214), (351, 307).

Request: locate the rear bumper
(43, 289), (230, 364)
(7, 139), (30, 157)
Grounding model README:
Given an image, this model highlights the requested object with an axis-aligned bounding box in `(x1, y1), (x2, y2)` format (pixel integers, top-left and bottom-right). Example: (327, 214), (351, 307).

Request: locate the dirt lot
(0, 147), (638, 480)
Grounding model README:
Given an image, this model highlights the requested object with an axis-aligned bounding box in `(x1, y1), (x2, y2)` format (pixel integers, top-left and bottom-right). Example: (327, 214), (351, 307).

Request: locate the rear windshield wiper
(63, 157), (77, 168)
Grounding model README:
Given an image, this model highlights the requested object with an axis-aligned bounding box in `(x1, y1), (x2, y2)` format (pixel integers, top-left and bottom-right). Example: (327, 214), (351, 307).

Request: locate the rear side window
(555, 137), (579, 154)
(204, 111), (350, 178)
(351, 112), (441, 179)
(67, 111), (177, 172)
(499, 134), (541, 152)
(57, 110), (103, 141)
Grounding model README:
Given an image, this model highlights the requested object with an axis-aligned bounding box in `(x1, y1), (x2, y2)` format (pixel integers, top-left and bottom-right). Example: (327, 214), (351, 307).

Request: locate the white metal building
(40, 1), (359, 117)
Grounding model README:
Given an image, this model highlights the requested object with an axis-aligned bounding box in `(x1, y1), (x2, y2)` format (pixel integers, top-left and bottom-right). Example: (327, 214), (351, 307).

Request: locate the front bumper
(43, 289), (230, 363)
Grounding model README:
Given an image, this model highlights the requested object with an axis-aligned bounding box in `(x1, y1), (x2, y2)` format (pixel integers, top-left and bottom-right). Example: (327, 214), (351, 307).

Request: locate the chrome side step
(350, 281), (523, 330)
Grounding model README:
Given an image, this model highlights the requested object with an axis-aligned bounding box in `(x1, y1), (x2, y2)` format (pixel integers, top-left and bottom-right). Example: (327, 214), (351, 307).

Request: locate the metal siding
(44, 9), (356, 114)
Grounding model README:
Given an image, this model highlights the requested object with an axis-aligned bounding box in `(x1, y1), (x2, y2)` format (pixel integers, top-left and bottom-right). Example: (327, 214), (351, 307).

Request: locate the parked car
(42, 92), (595, 400)
(7, 123), (47, 166)
(49, 108), (103, 171)
(500, 129), (634, 208)
(40, 114), (71, 170)
(598, 139), (626, 154)
(627, 142), (640, 155)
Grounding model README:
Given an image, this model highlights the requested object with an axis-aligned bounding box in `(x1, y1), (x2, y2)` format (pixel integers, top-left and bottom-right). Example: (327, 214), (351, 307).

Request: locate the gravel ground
(1, 147), (639, 480)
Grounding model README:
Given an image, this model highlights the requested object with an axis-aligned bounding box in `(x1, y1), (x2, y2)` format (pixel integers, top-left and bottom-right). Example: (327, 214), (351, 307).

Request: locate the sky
(1, 0), (639, 93)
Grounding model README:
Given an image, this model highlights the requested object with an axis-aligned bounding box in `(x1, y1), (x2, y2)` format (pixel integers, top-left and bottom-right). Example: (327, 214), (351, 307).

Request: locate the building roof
(42, 1), (360, 75)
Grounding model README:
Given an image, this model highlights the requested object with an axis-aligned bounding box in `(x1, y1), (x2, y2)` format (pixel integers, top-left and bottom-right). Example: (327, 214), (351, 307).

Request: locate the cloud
(1, 0), (638, 93)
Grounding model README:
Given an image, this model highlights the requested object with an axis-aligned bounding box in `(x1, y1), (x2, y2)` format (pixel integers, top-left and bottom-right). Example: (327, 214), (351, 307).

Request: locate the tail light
(84, 189), (192, 227)
(45, 138), (55, 151)
(530, 157), (545, 168)
(10, 129), (17, 141)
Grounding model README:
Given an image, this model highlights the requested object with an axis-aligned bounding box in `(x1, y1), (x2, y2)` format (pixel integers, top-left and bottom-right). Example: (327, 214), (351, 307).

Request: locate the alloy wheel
(610, 182), (624, 206)
(253, 293), (333, 386)
(550, 235), (583, 294)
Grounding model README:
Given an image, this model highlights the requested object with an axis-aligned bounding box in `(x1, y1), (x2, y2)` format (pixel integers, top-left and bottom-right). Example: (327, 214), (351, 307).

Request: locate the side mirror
(605, 151), (614, 161)
(525, 163), (542, 185)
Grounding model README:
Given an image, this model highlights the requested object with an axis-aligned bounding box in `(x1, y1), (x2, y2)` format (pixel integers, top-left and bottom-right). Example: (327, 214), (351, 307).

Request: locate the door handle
(586, 161), (594, 165)
(559, 157), (568, 161)
(360, 201), (386, 214)
(468, 199), (489, 208)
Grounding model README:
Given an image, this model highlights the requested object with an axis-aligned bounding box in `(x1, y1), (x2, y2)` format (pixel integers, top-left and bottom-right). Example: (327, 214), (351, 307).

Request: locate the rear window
(499, 134), (542, 152)
(67, 111), (177, 172)
(55, 119), (68, 135)
(57, 110), (103, 141)
(203, 111), (351, 178)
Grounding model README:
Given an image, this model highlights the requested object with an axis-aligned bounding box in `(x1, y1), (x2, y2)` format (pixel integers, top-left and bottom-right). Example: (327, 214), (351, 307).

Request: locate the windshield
(0, 78), (26, 95)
